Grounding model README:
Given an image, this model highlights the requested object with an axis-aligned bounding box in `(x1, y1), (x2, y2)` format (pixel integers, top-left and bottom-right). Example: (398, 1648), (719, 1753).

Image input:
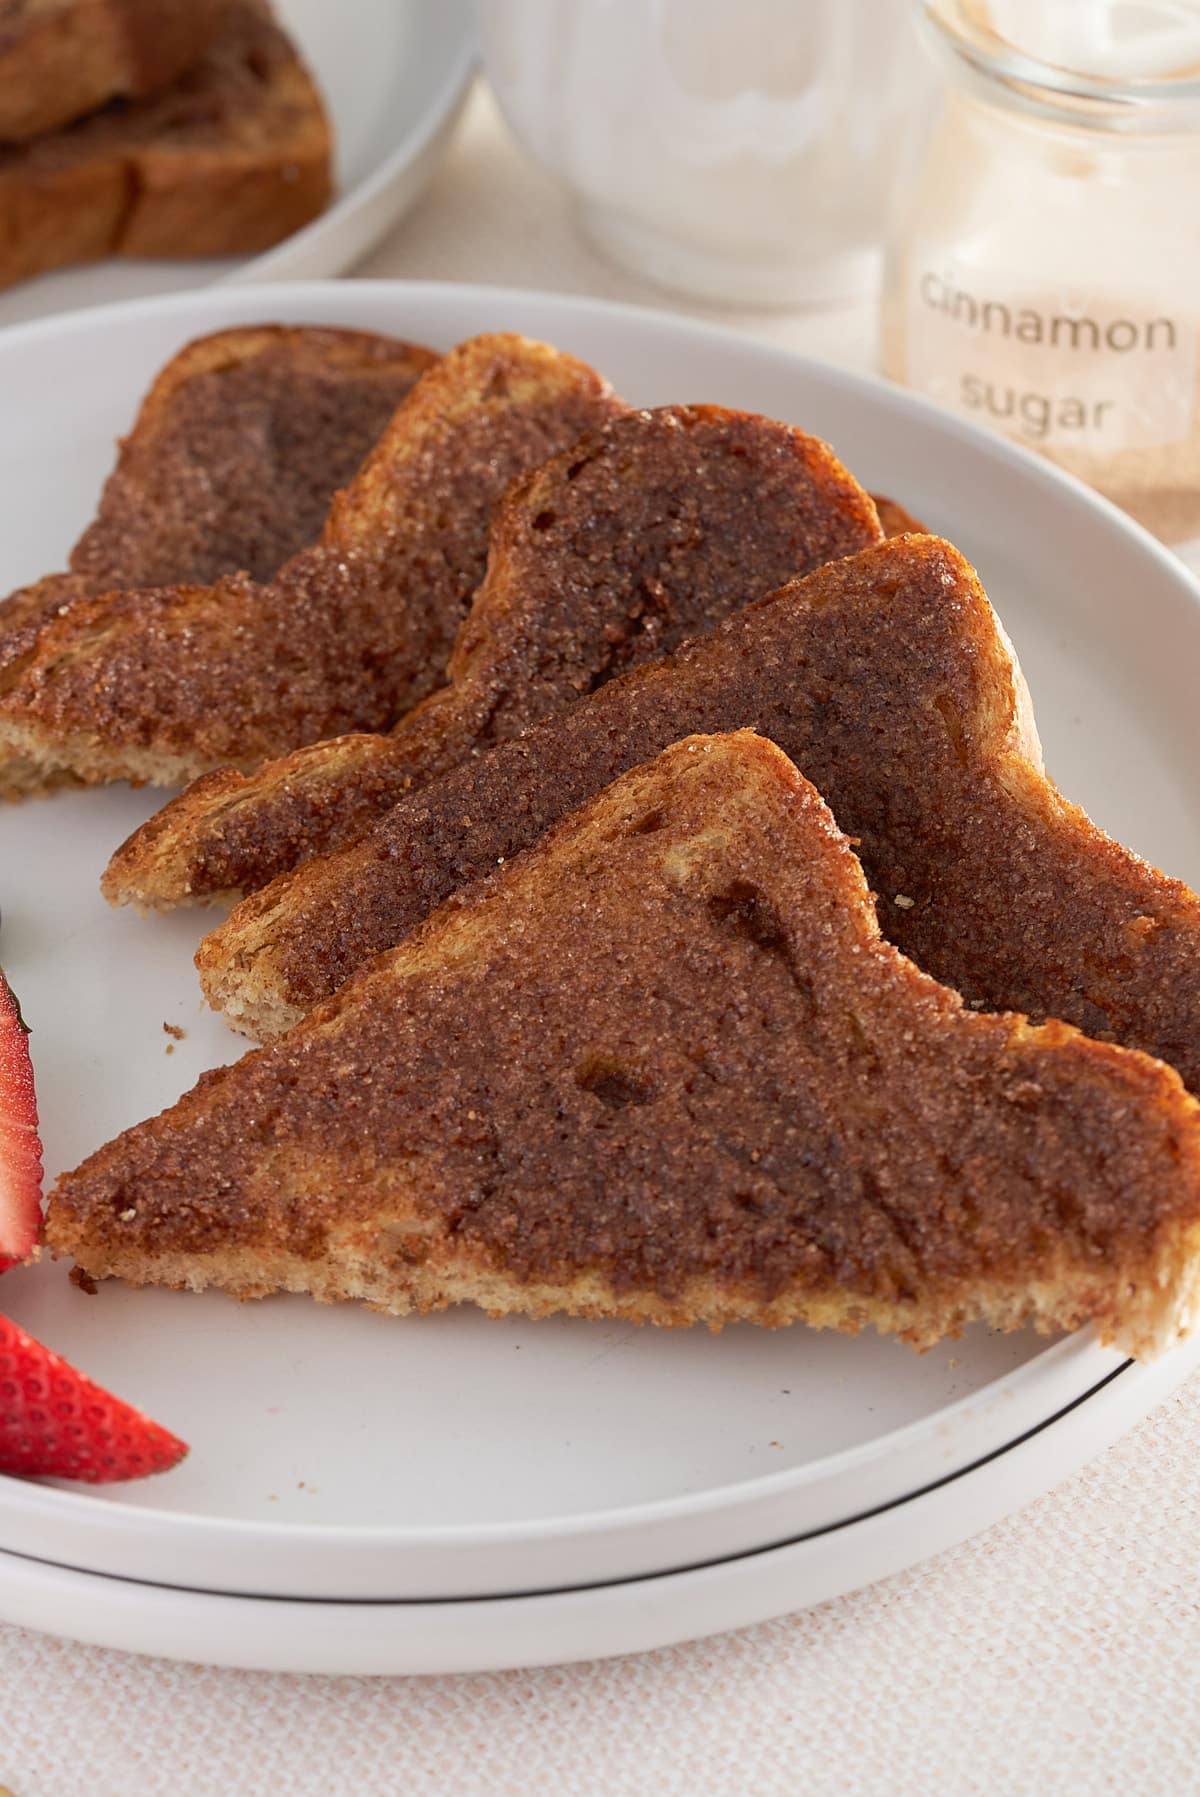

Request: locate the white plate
(2, 1329), (1196, 1676)
(0, 0), (475, 331)
(1, 281), (1198, 1671)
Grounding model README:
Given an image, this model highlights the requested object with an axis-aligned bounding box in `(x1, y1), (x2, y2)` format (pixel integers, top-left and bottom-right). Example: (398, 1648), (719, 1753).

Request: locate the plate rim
(0, 1331), (1124, 1553)
(0, 1335), (1189, 1673)
(1, 276), (1198, 1597)
(0, 1354), (1138, 1594)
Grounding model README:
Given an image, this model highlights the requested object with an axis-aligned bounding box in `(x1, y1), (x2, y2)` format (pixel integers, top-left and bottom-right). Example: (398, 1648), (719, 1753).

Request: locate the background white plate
(0, 0), (475, 331)
(1, 282), (1198, 1669)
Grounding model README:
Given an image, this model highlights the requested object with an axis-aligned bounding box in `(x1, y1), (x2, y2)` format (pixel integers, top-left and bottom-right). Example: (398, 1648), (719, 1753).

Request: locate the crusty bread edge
(100, 735), (392, 904)
(47, 1221), (1200, 1362)
(0, 715), (254, 799)
(207, 959), (305, 1038)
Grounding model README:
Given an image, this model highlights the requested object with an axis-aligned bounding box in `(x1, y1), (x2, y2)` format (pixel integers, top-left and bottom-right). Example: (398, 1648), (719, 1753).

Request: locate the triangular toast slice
(46, 732), (1200, 1359)
(190, 537), (1200, 1104)
(0, 0), (329, 292)
(0, 334), (622, 797)
(0, 325), (437, 674)
(102, 404), (883, 901)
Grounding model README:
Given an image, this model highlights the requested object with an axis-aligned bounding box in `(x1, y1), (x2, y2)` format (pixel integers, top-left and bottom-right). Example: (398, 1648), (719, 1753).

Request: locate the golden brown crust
(0, 0), (329, 289)
(0, 333), (623, 794)
(0, 325), (436, 677)
(871, 494), (927, 537)
(190, 535), (1200, 1108)
(47, 733), (1200, 1360)
(0, 0), (231, 142)
(102, 405), (881, 901)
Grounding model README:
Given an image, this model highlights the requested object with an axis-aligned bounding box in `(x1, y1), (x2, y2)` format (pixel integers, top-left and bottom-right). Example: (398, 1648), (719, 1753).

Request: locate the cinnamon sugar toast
(103, 403), (883, 901)
(0, 333), (622, 798)
(0, 0), (230, 143)
(0, 0), (330, 291)
(45, 732), (1200, 1360)
(0, 325), (437, 670)
(191, 537), (1200, 1105)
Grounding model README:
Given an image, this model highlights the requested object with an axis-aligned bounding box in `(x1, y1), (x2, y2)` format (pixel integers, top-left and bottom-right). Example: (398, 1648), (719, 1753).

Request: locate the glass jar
(881, 0), (1200, 542)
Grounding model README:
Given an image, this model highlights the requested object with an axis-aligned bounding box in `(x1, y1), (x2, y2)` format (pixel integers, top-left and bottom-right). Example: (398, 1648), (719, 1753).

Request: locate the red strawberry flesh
(0, 1315), (187, 1483)
(0, 969), (42, 1271)
(0, 972), (186, 1481)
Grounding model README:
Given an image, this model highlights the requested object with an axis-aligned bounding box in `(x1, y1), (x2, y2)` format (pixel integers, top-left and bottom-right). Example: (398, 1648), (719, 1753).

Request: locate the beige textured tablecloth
(4, 86), (1200, 1796)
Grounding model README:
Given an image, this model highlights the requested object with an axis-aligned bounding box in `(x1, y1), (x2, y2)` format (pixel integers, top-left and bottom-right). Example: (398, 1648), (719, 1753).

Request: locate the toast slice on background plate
(0, 0), (329, 291)
(0, 0), (231, 143)
(103, 403), (883, 902)
(0, 325), (438, 666)
(0, 333), (623, 798)
(189, 536), (1200, 1103)
(46, 732), (1200, 1361)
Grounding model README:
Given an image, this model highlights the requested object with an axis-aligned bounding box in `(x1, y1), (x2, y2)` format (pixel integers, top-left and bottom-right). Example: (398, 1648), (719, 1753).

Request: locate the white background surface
(3, 83), (1200, 1794)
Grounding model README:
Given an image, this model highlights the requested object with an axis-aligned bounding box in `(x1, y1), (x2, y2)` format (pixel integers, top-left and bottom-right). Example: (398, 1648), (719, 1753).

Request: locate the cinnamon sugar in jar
(882, 0), (1200, 542)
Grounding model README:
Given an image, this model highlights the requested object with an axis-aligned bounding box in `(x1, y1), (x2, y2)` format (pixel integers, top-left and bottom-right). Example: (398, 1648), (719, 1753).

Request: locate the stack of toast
(8, 322), (1200, 1365)
(0, 0), (331, 290)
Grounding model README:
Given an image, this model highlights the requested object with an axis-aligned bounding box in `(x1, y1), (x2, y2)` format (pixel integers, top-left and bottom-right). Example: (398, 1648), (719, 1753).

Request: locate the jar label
(902, 259), (1196, 456)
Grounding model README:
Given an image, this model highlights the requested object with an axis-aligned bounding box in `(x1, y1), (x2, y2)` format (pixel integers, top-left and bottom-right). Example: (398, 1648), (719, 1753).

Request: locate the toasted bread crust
(36, 1243), (1200, 1362)
(103, 404), (882, 900)
(0, 0), (329, 289)
(0, 333), (623, 794)
(871, 494), (927, 537)
(47, 734), (1200, 1360)
(0, 326), (436, 679)
(190, 536), (1200, 1106)
(0, 0), (231, 142)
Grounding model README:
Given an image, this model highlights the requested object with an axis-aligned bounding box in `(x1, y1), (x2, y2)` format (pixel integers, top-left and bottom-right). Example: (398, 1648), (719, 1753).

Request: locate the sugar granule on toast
(46, 732), (1200, 1361)
(103, 402), (883, 900)
(186, 535), (1200, 1109)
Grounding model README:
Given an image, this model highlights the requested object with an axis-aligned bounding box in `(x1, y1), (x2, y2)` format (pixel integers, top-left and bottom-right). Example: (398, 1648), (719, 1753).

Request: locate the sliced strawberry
(0, 969), (42, 1272)
(0, 1315), (187, 1483)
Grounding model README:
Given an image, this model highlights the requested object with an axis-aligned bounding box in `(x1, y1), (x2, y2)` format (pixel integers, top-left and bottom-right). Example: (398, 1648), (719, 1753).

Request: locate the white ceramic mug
(478, 0), (929, 307)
